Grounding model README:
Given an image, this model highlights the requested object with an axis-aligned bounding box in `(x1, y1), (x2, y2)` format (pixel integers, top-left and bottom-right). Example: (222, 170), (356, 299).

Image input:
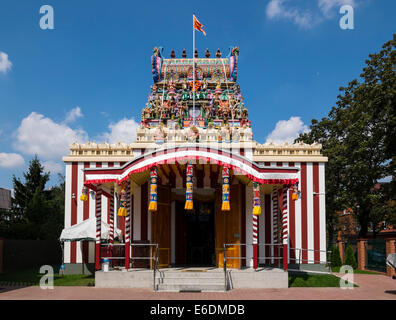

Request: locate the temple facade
(61, 46), (328, 276)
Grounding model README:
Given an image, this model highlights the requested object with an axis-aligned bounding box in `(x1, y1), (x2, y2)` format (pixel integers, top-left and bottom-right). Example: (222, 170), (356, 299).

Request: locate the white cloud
(13, 111), (88, 160)
(64, 106), (83, 124)
(100, 118), (139, 144)
(318, 0), (355, 17)
(42, 160), (64, 174)
(266, 116), (309, 144)
(0, 51), (12, 74)
(266, 0), (358, 28)
(266, 0), (315, 29)
(0, 153), (25, 168)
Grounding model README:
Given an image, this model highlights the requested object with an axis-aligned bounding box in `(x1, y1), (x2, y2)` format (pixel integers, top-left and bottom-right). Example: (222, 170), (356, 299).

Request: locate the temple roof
(142, 46), (246, 134)
(151, 46), (239, 83)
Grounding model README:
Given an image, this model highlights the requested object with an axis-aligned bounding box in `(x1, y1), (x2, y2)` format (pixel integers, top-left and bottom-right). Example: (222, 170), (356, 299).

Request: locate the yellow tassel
(117, 207), (127, 217)
(221, 202), (230, 211)
(184, 201), (193, 210)
(148, 201), (157, 212)
(80, 194), (88, 202)
(292, 193), (299, 201)
(252, 206), (261, 215)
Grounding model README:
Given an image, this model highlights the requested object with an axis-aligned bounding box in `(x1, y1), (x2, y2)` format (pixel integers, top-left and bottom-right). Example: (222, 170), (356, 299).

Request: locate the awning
(59, 217), (122, 242)
(83, 146), (299, 186)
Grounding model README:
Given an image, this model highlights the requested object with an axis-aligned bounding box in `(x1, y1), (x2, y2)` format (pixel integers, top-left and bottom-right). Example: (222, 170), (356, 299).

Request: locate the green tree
(12, 155), (50, 220)
(331, 246), (342, 268)
(0, 156), (64, 240)
(344, 244), (357, 269)
(297, 36), (396, 239)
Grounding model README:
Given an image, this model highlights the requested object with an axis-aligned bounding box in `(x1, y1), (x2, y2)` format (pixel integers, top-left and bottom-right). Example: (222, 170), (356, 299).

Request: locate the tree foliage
(344, 244), (357, 269)
(331, 246), (342, 268)
(297, 36), (396, 240)
(0, 156), (64, 240)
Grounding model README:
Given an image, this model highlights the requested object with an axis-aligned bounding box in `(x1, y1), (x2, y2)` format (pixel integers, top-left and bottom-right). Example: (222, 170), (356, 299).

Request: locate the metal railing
(153, 244), (159, 291)
(289, 247), (332, 266)
(100, 242), (160, 290)
(101, 243), (126, 265)
(223, 243), (331, 290)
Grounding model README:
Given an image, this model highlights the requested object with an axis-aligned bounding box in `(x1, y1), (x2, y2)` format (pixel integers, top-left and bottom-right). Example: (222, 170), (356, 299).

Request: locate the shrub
(331, 246), (342, 267)
(344, 244), (357, 269)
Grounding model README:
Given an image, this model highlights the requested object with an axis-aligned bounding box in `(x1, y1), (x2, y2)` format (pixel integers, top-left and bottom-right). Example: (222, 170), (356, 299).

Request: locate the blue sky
(0, 0), (394, 190)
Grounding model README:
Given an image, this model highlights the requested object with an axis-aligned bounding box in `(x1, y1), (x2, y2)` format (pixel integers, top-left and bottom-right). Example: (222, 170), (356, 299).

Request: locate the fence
(0, 239), (62, 272)
(366, 238), (386, 273)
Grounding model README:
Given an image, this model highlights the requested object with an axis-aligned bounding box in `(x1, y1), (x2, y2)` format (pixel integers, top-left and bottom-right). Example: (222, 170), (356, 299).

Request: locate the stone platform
(95, 267), (288, 291)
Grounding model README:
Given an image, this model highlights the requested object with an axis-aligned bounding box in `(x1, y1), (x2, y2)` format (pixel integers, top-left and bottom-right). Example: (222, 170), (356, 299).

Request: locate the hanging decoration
(117, 185), (128, 216)
(221, 166), (230, 211)
(184, 163), (194, 210)
(80, 186), (88, 202)
(148, 166), (158, 212)
(292, 184), (299, 201)
(252, 182), (261, 215)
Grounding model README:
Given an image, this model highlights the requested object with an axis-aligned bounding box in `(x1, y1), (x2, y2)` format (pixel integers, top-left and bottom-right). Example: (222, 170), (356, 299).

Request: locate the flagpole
(192, 14), (195, 126)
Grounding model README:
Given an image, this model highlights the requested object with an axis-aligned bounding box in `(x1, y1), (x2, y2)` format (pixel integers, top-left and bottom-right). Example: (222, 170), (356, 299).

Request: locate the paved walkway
(0, 274), (395, 300)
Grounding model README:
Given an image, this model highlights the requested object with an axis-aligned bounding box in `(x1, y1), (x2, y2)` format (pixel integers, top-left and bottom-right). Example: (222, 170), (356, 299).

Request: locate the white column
(171, 201), (176, 264)
(245, 185), (253, 267)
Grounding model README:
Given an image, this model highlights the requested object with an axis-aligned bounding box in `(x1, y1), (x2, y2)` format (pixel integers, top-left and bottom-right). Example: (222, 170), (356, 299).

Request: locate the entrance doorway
(175, 201), (215, 266)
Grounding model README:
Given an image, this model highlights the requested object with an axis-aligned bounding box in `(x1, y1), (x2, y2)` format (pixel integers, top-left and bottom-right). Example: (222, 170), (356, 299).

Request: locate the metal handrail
(100, 243), (126, 262)
(289, 247), (332, 265)
(128, 243), (159, 291)
(153, 244), (159, 291)
(223, 243), (331, 289)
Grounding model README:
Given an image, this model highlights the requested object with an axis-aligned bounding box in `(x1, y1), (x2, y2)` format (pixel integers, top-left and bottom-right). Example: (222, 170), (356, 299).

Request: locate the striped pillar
(124, 182), (131, 270)
(252, 181), (260, 269)
(95, 186), (102, 270)
(272, 187), (278, 266)
(252, 214), (258, 269)
(281, 187), (289, 271)
(109, 187), (115, 258)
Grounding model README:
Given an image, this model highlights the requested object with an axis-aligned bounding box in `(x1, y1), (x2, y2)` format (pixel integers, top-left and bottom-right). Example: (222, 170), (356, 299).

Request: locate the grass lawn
(289, 272), (358, 287)
(0, 265), (94, 287)
(330, 267), (382, 274)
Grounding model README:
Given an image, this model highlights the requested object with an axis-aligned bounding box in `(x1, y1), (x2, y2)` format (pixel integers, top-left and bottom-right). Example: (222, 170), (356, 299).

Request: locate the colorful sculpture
(148, 167), (158, 211)
(185, 163), (194, 210)
(144, 46), (250, 132)
(118, 185), (128, 216)
(80, 186), (88, 202)
(221, 166), (230, 211)
(252, 182), (261, 215)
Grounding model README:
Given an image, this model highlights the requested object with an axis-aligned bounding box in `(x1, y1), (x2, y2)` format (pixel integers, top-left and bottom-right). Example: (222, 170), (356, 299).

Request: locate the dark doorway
(175, 201), (215, 266)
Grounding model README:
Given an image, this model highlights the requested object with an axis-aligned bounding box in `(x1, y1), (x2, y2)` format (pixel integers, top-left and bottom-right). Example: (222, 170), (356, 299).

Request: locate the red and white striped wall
(63, 161), (124, 265)
(248, 161), (326, 265)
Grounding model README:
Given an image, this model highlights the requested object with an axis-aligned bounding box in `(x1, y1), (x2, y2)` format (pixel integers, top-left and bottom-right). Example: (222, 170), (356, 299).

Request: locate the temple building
(61, 46), (328, 289)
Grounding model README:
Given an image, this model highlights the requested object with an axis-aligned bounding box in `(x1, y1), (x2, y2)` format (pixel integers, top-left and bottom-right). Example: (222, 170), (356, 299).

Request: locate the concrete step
(157, 283), (225, 292)
(157, 277), (224, 285)
(155, 270), (226, 291)
(157, 271), (224, 278)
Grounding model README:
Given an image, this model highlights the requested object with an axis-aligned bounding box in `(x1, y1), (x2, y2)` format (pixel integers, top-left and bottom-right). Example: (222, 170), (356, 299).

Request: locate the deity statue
(202, 79), (208, 90)
(155, 124), (166, 141)
(215, 79), (222, 93)
(242, 103), (248, 119)
(187, 126), (199, 143)
(221, 122), (231, 142)
(168, 81), (176, 95)
(182, 79), (188, 90)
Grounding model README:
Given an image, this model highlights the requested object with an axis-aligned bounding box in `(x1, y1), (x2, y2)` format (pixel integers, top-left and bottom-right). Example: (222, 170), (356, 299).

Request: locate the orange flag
(193, 15), (206, 36)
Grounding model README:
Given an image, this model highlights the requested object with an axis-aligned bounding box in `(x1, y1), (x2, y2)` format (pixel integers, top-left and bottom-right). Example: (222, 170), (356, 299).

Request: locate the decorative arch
(83, 146), (299, 186)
